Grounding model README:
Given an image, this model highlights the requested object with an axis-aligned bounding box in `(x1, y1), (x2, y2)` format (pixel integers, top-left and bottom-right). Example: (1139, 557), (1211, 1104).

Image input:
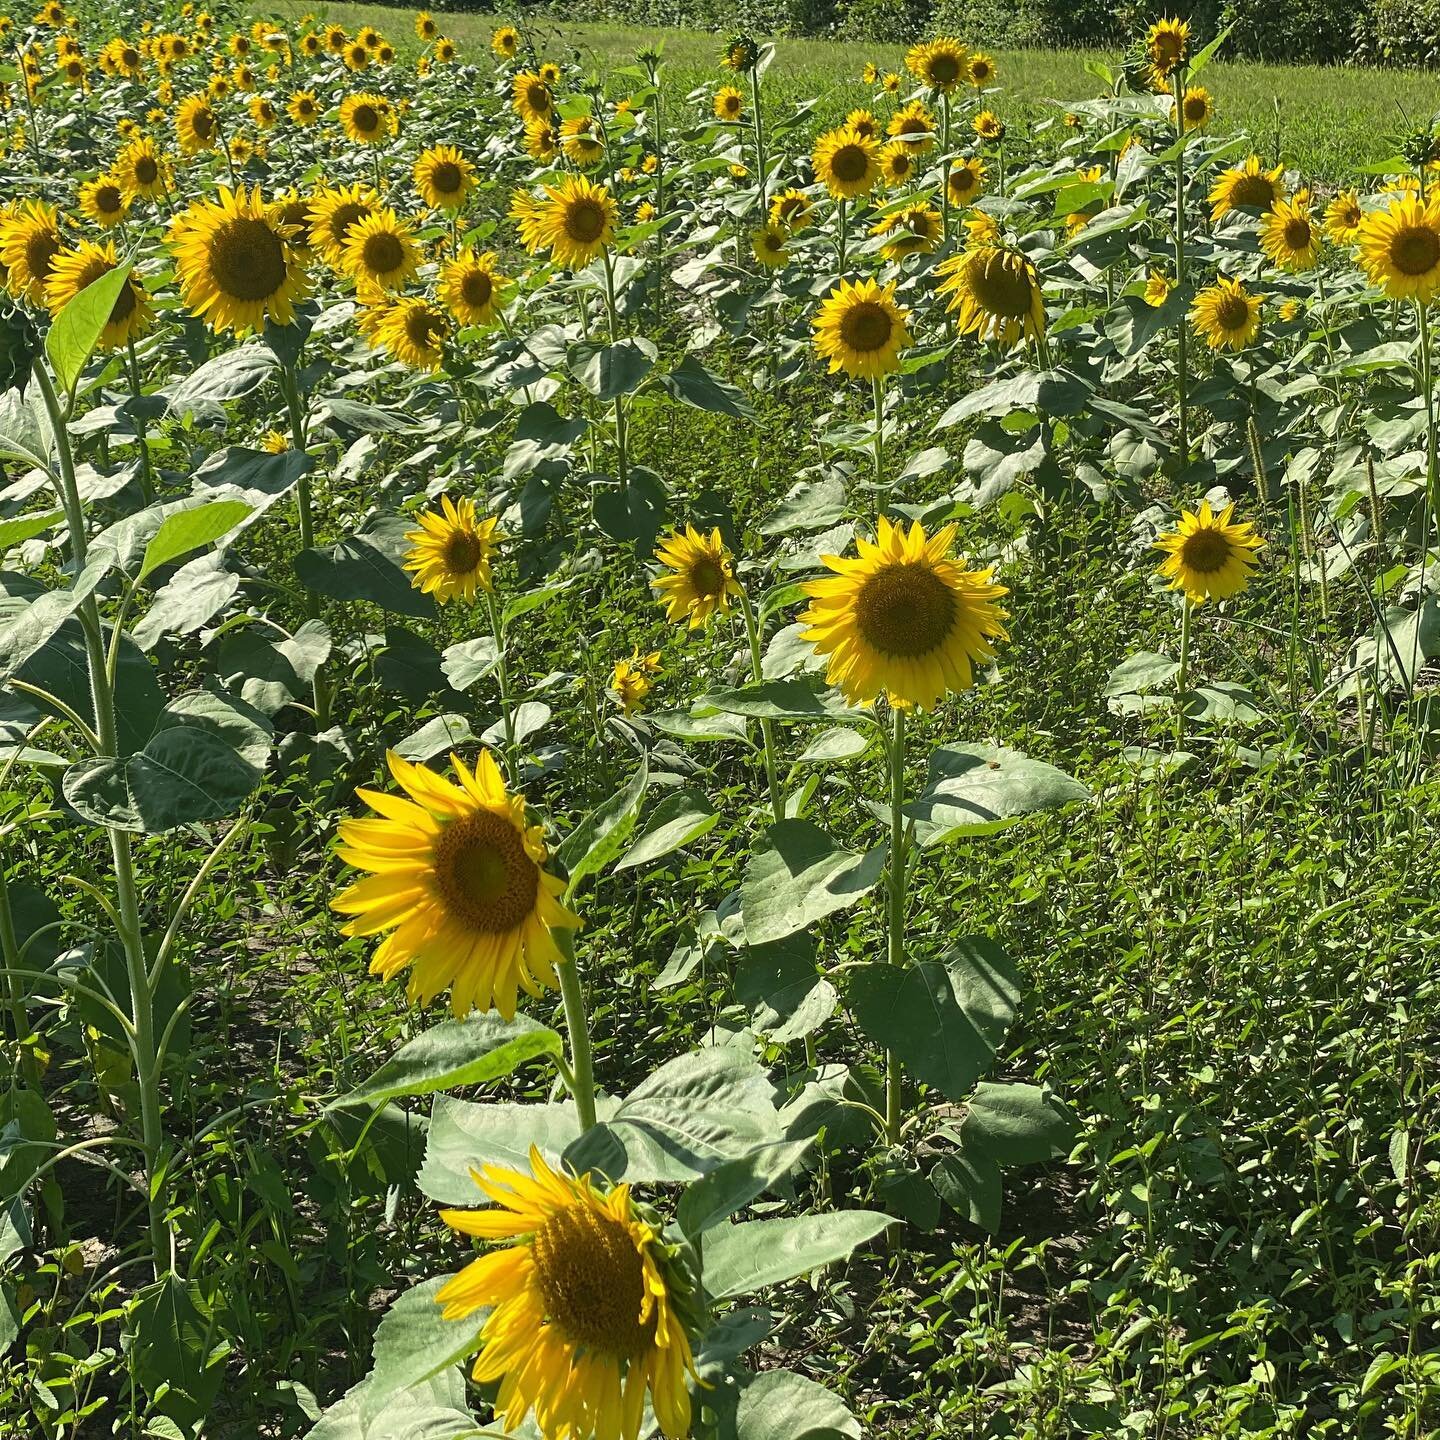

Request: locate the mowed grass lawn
(272, 3), (1436, 179)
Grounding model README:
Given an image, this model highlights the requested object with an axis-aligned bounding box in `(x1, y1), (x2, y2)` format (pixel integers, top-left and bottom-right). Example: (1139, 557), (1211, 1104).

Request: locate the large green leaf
(702, 1210), (895, 1300)
(740, 820), (886, 946)
(46, 260), (133, 393)
(734, 935), (837, 1043)
(309, 1370), (476, 1440)
(847, 938), (1021, 1102)
(331, 1013), (564, 1110)
(418, 1096), (585, 1204)
(615, 787), (718, 871)
(124, 1275), (228, 1432)
(557, 755), (649, 895)
(678, 1137), (814, 1237)
(697, 679), (865, 725)
(359, 1277), (485, 1424)
(734, 1370), (860, 1440)
(905, 743), (1089, 843)
(568, 337), (657, 399)
(0, 554), (111, 681)
(659, 353), (756, 419)
(294, 534), (436, 618)
(962, 1081), (1075, 1166)
(137, 499), (252, 582)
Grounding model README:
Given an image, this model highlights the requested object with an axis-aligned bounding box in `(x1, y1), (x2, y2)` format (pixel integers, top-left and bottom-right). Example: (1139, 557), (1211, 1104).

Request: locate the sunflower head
(1259, 195), (1319, 273)
(404, 495), (500, 603)
(332, 751), (579, 1018)
(1180, 85), (1212, 131)
(175, 92), (219, 153)
(812, 124), (881, 201)
(752, 223), (788, 268)
(713, 84), (744, 122)
(904, 36), (968, 94)
(77, 174), (131, 228)
(511, 69), (553, 123)
(340, 92), (393, 145)
(561, 114), (606, 168)
(947, 157), (987, 207)
(44, 239), (152, 350)
(489, 23), (517, 56)
(435, 1147), (697, 1440)
(341, 207), (418, 291)
(1189, 274), (1262, 351)
(887, 99), (937, 152)
(653, 525), (741, 628)
(1155, 500), (1265, 606)
(1144, 270), (1174, 307)
(116, 137), (169, 199)
(872, 202), (942, 262)
(812, 276), (909, 380)
(879, 140), (916, 187)
(611, 649), (660, 714)
(1144, 16), (1189, 76)
(801, 515), (1009, 710)
(1324, 189), (1364, 245)
(720, 32), (759, 72)
(440, 248), (508, 327)
(287, 89), (319, 124)
(1357, 193), (1440, 303)
(769, 187), (812, 231)
(1208, 156), (1287, 222)
(415, 143), (476, 211)
(935, 243), (1045, 349)
(973, 109), (1005, 142)
(309, 183), (379, 268)
(1, 200), (64, 302)
(372, 295), (451, 370)
(515, 174), (617, 270)
(967, 50), (996, 86)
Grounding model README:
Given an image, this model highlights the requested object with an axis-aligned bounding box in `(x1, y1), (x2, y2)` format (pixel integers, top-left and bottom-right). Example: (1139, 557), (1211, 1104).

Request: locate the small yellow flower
(611, 649), (660, 714)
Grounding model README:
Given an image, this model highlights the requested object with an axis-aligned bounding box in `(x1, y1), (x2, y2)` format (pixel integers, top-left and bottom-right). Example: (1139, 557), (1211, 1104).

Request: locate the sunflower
(175, 92), (220, 152)
(812, 124), (881, 201)
(1144, 269), (1174, 307)
(653, 526), (741, 628)
(845, 108), (880, 140)
(287, 89), (319, 124)
(171, 184), (309, 335)
(0, 200), (63, 302)
(561, 115), (605, 169)
(309, 182), (378, 267)
(720, 33), (759, 72)
(261, 429), (289, 453)
(489, 23), (517, 57)
(103, 38), (143, 78)
(513, 174), (617, 270)
(879, 141), (916, 187)
(882, 71), (901, 93)
(1207, 156), (1286, 221)
(413, 143), (476, 213)
(357, 25), (382, 51)
(539, 61), (562, 87)
(967, 51), (996, 86)
(44, 239), (152, 348)
(769, 187), (813, 230)
(887, 100), (936, 153)
(1258, 195), (1320, 272)
(947, 156), (986, 206)
(611, 649), (660, 714)
(332, 751), (580, 1019)
(904, 37), (968, 94)
(116, 137), (169, 200)
(340, 92), (391, 144)
(324, 23), (347, 53)
(800, 516), (1008, 711)
(372, 295), (450, 370)
(872, 202), (942, 262)
(1154, 500), (1265, 605)
(77, 174), (131, 228)
(972, 109), (1005, 142)
(1189, 275), (1261, 351)
(936, 244), (1045, 348)
(1356, 193), (1440, 303)
(403, 494), (500, 602)
(440, 247), (507, 326)
(713, 85), (744, 122)
(435, 1147), (697, 1440)
(524, 118), (560, 161)
(342, 39), (369, 71)
(1145, 16), (1189, 77)
(1324, 190), (1363, 245)
(861, 60), (878, 84)
(249, 95), (277, 128)
(812, 277), (909, 380)
(271, 189), (315, 258)
(228, 30), (252, 57)
(433, 37), (457, 63)
(341, 208), (418, 290)
(752, 223), (788, 268)
(1180, 85), (1212, 131)
(511, 70), (553, 124)
(299, 31), (322, 57)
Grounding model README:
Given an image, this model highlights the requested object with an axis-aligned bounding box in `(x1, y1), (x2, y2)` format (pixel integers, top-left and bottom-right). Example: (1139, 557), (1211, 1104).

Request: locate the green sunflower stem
(1173, 61), (1191, 463)
(739, 589), (784, 823)
(280, 361), (331, 730)
(837, 198), (848, 275)
(1175, 596), (1193, 748)
(1417, 298), (1439, 532)
(555, 929), (597, 1132)
(125, 338), (155, 506)
(485, 588), (518, 765)
(882, 702), (907, 1147)
(871, 376), (885, 495)
(749, 62), (767, 211)
(600, 249), (630, 496)
(33, 360), (169, 1279)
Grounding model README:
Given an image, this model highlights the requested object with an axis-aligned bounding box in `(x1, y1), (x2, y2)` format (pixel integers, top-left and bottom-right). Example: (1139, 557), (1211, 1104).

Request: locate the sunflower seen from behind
(332, 751), (580, 1020)
(435, 1146), (697, 1440)
(936, 243), (1045, 349)
(800, 516), (1009, 711)
(1356, 192), (1440, 303)
(45, 239), (152, 349)
(171, 184), (309, 335)
(812, 276), (909, 380)
(1189, 274), (1261, 351)
(653, 526), (741, 628)
(1155, 500), (1265, 605)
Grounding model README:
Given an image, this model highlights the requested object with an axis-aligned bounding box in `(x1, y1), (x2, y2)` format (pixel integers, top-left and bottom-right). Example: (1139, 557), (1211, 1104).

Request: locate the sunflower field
(0, 4), (1438, 1437)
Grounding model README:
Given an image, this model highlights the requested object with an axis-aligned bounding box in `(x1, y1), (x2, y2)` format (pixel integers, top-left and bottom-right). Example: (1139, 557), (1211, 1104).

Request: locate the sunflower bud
(0, 298), (37, 395)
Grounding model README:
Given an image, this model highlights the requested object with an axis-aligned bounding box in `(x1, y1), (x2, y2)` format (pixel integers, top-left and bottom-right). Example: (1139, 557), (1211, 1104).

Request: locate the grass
(276, 4), (1440, 178)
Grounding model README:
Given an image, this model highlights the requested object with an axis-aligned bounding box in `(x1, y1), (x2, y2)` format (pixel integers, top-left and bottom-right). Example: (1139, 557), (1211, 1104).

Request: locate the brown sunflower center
(522, 81), (550, 112)
(442, 527), (484, 574)
(1178, 527), (1232, 574)
(950, 168), (977, 196)
(406, 305), (445, 350)
(361, 230), (405, 274)
(208, 217), (288, 301)
(967, 252), (1034, 319)
(351, 103), (379, 133)
(191, 107), (214, 139)
(830, 143), (869, 183)
(25, 230), (60, 280)
(461, 270), (493, 308)
(134, 156), (159, 185)
(855, 561), (957, 659)
(1183, 94), (1207, 122)
(531, 1204), (649, 1357)
(326, 202), (370, 244)
(121, 46), (139, 66)
(838, 300), (894, 355)
(564, 199), (606, 244)
(1151, 33), (1183, 66)
(94, 184), (123, 214)
(1214, 294), (1251, 332)
(896, 117), (929, 137)
(430, 160), (462, 195)
(431, 809), (538, 933)
(1390, 225), (1440, 276)
(108, 276), (137, 324)
(927, 54), (961, 84)
(1283, 217), (1311, 251)
(1229, 175), (1275, 210)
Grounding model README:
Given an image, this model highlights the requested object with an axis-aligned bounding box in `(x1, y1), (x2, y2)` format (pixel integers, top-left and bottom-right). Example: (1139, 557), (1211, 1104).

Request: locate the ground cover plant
(0, 6), (1437, 1439)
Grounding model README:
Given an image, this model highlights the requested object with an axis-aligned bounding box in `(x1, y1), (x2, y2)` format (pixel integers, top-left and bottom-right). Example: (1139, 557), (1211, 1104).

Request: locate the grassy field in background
(272, 3), (1437, 178)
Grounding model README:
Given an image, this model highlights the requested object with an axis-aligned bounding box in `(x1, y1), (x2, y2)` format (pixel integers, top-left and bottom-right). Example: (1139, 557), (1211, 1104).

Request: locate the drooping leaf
(702, 1210), (895, 1300)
